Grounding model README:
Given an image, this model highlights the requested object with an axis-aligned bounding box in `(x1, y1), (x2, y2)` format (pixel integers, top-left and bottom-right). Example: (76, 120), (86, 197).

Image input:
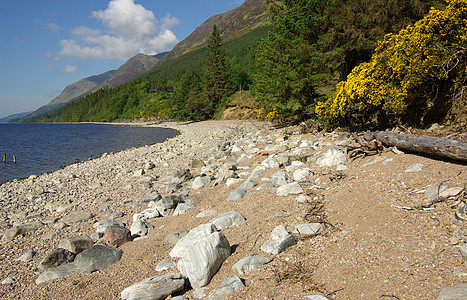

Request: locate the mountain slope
(0, 111), (33, 123)
(161, 0), (268, 62)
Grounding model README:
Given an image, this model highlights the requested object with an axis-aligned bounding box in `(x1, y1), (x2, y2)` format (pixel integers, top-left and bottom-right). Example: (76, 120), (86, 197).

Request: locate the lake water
(0, 123), (177, 184)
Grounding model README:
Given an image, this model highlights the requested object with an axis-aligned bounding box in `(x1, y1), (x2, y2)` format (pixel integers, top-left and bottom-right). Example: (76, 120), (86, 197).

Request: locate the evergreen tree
(204, 25), (230, 117)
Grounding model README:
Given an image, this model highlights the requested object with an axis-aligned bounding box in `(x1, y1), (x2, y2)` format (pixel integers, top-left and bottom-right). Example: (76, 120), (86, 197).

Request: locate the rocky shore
(0, 120), (466, 299)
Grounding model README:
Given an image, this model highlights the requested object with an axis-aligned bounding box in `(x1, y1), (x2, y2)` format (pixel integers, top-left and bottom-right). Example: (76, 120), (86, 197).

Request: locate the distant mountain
(20, 52), (167, 122)
(161, 0), (268, 62)
(96, 53), (165, 89)
(0, 112), (33, 123)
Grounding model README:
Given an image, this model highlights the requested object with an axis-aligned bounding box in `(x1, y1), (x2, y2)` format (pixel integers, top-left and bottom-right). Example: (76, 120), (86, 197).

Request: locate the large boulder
(103, 224), (132, 247)
(169, 223), (217, 258)
(121, 273), (185, 300)
(177, 232), (231, 289)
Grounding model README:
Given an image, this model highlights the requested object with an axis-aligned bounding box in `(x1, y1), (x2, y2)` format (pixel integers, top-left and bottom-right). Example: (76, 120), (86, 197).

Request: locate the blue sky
(0, 0), (244, 118)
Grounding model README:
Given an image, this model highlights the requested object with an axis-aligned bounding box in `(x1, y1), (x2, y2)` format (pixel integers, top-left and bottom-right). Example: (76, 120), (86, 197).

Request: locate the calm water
(0, 123), (176, 184)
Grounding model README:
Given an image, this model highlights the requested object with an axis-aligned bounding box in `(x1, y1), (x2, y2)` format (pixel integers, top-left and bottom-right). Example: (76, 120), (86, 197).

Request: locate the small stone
(60, 211), (93, 225)
(440, 187), (464, 199)
(16, 250), (36, 262)
(316, 146), (347, 167)
(103, 225), (132, 248)
(239, 179), (258, 190)
(173, 201), (196, 216)
(425, 183), (449, 198)
(227, 189), (246, 201)
(436, 284), (467, 300)
(1, 277), (14, 285)
(292, 223), (324, 238)
(305, 296), (329, 300)
(2, 227), (21, 242)
(206, 274), (245, 300)
(192, 175), (211, 190)
(191, 159), (206, 169)
(459, 244), (467, 257)
(271, 171), (291, 186)
(38, 248), (76, 271)
(256, 183), (275, 190)
(296, 195), (311, 203)
(336, 165), (348, 171)
(73, 245), (123, 275)
(121, 273), (185, 300)
(261, 225), (296, 255)
(232, 256), (272, 275)
(58, 236), (94, 254)
(456, 205), (467, 221)
(293, 168), (311, 182)
(277, 182), (303, 197)
(155, 260), (176, 272)
(166, 230), (189, 244)
(196, 210), (218, 218)
(35, 264), (75, 285)
(405, 163), (424, 172)
(210, 211), (246, 230)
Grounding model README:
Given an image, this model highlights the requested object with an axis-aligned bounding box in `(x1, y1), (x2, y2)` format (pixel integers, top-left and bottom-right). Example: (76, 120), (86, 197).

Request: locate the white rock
(177, 232), (230, 289)
(261, 225), (296, 254)
(210, 211), (246, 229)
(192, 176), (211, 190)
(170, 223), (218, 258)
(206, 274), (245, 300)
(121, 273), (185, 300)
(316, 146), (347, 167)
(232, 256), (272, 275)
(277, 182), (303, 197)
(293, 168), (311, 181)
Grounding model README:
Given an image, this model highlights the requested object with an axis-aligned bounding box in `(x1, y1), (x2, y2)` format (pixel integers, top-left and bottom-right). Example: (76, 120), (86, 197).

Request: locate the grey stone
(261, 225), (296, 254)
(336, 165), (348, 171)
(170, 223), (218, 258)
(35, 264), (75, 285)
(74, 245), (123, 275)
(316, 146), (347, 167)
(436, 284), (467, 300)
(2, 227), (21, 242)
(61, 211), (93, 225)
(292, 223), (324, 238)
(38, 248), (76, 271)
(155, 260), (176, 272)
(256, 183), (275, 190)
(261, 157), (280, 169)
(130, 219), (154, 236)
(274, 154), (292, 166)
(109, 212), (124, 219)
(121, 273), (185, 300)
(232, 256), (272, 275)
(134, 208), (160, 221)
(1, 277), (14, 285)
(192, 175), (211, 190)
(166, 182), (182, 193)
(440, 187), (464, 199)
(153, 195), (180, 216)
(177, 232), (231, 288)
(226, 178), (243, 187)
(58, 236), (94, 254)
(276, 182), (303, 197)
(206, 274), (245, 300)
(239, 179), (258, 190)
(460, 244), (467, 257)
(271, 171), (291, 186)
(166, 230), (189, 244)
(139, 192), (162, 204)
(425, 183), (449, 198)
(227, 189), (246, 201)
(211, 211), (246, 230)
(305, 296), (329, 300)
(173, 201), (196, 216)
(196, 210), (218, 218)
(293, 168), (311, 182)
(173, 169), (193, 184)
(405, 163), (424, 172)
(456, 205), (467, 221)
(16, 250), (36, 262)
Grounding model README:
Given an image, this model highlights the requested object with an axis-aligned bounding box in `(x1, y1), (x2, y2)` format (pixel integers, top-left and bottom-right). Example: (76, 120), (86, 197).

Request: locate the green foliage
(204, 25), (230, 116)
(253, 0), (444, 121)
(316, 0), (467, 129)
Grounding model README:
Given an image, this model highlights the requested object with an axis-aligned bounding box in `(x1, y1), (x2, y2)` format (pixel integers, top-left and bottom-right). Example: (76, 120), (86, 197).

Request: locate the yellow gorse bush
(316, 0), (467, 128)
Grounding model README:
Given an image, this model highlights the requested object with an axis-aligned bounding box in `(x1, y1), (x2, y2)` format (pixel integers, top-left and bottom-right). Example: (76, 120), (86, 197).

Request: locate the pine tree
(204, 25), (230, 117)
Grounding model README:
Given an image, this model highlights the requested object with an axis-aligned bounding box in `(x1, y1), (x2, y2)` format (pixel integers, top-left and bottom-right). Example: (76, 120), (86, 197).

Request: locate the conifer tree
(204, 25), (230, 116)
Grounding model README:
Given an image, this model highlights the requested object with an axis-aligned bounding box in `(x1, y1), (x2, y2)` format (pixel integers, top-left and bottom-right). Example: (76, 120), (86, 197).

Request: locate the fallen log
(363, 131), (467, 162)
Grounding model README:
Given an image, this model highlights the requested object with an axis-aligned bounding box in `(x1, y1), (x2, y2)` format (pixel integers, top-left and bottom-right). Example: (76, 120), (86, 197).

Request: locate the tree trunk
(364, 131), (467, 161)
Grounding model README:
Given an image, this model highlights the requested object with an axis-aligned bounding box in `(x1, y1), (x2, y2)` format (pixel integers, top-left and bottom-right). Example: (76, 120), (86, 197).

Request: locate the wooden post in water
(2, 154), (5, 164)
(13, 155), (16, 164)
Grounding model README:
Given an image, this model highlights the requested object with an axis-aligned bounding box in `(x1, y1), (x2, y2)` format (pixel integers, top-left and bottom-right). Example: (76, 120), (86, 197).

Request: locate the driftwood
(364, 131), (467, 161)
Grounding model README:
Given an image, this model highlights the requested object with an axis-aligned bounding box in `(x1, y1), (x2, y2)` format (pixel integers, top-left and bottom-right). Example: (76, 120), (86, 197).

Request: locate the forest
(43, 0), (467, 130)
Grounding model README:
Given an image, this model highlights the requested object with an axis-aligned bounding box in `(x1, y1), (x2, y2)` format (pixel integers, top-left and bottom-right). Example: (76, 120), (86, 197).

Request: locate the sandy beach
(0, 119), (466, 299)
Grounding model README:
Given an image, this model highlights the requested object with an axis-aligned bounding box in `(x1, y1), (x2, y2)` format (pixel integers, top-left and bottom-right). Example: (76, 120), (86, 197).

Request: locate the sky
(0, 0), (244, 119)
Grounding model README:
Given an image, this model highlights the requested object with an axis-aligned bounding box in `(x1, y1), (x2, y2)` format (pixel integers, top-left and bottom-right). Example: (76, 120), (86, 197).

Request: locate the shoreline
(0, 120), (466, 299)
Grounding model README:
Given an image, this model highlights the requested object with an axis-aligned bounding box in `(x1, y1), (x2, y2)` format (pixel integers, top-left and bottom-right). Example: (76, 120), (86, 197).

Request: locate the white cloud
(45, 22), (63, 32)
(64, 65), (78, 73)
(56, 0), (179, 61)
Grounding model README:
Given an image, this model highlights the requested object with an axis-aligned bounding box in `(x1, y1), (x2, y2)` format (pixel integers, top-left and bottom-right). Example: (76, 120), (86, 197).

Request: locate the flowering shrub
(316, 0), (467, 128)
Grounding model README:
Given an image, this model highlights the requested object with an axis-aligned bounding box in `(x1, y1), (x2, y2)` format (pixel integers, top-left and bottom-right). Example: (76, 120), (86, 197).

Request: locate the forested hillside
(43, 0), (467, 131)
